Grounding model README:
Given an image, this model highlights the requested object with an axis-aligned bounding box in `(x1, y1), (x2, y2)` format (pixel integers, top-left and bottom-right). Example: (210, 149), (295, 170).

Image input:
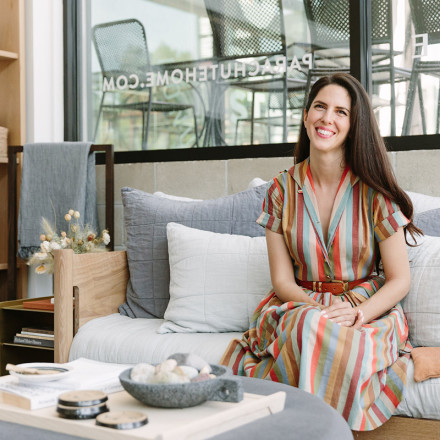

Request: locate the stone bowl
(119, 364), (243, 408)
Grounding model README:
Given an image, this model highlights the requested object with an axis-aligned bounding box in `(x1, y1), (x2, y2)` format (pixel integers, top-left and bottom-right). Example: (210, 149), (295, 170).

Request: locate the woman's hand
(320, 297), (364, 329)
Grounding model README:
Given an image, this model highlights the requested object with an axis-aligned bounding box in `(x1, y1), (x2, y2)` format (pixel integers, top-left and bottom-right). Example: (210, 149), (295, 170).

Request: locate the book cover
(0, 358), (130, 410)
(13, 336), (54, 348)
(15, 333), (54, 341)
(22, 299), (54, 311)
(21, 327), (54, 337)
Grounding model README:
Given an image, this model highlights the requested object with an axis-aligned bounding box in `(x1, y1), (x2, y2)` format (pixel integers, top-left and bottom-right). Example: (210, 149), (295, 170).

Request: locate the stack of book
(13, 327), (54, 348)
(0, 358), (130, 410)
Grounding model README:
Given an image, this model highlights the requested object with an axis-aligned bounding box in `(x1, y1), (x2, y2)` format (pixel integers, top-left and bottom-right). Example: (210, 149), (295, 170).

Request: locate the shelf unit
(0, 297), (54, 376)
(0, 0), (26, 301)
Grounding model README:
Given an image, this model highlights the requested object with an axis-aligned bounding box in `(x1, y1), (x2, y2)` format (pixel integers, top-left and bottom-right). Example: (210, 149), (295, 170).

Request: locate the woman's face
(303, 84), (351, 157)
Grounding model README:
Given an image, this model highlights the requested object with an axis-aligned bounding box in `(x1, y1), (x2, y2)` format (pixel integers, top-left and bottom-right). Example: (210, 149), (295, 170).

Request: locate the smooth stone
(131, 372), (152, 384)
(190, 373), (211, 383)
(167, 353), (212, 373)
(130, 363), (155, 382)
(177, 365), (198, 379)
(200, 365), (210, 375)
(149, 371), (188, 384)
(155, 359), (177, 373)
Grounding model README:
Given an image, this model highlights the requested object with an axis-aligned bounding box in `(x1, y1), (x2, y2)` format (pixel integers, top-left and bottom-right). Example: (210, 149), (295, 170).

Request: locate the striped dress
(220, 159), (411, 431)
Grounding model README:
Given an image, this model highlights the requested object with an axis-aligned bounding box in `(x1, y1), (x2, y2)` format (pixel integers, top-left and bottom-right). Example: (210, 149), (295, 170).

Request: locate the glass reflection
(84, 0), (440, 152)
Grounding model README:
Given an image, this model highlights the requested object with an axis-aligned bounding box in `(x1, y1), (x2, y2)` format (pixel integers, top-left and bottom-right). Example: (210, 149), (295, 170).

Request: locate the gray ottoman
(210, 377), (353, 440)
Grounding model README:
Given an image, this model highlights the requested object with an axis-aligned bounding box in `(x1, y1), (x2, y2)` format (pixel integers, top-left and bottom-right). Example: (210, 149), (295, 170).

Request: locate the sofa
(52, 182), (440, 439)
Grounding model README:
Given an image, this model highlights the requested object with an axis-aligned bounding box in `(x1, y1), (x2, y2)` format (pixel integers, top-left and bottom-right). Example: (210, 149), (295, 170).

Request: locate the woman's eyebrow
(336, 106), (350, 113)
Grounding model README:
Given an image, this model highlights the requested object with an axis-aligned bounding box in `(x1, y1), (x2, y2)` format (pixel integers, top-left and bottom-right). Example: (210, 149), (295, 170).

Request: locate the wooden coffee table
(0, 377), (353, 440)
(0, 386), (285, 439)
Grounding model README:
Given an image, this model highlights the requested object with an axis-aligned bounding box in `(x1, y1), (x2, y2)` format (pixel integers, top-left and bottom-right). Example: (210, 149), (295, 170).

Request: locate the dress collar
(289, 158), (360, 253)
(289, 157), (360, 189)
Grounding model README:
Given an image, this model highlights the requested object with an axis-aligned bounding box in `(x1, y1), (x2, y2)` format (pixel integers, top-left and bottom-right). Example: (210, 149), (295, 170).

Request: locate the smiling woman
(303, 83), (351, 159)
(221, 73), (424, 431)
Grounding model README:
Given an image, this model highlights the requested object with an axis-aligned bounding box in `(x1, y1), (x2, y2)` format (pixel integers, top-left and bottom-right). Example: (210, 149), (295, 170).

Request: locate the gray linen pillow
(403, 235), (440, 347)
(119, 185), (268, 319)
(414, 208), (440, 237)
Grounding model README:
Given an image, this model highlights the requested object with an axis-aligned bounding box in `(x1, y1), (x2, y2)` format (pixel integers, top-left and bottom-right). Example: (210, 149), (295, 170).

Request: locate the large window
(68, 0), (440, 156)
(370, 0), (440, 137)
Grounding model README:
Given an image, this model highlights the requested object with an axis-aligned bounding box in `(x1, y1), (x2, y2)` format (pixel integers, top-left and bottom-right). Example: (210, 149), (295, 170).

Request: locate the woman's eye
(337, 110), (347, 116)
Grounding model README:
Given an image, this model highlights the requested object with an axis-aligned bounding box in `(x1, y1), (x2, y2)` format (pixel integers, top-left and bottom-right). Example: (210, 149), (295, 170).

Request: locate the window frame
(64, 0), (440, 164)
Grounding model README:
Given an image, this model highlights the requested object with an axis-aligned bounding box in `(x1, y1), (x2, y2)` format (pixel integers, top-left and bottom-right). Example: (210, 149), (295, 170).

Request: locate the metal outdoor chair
(204, 0), (306, 145)
(92, 19), (199, 149)
(234, 90), (304, 144)
(303, 0), (412, 136)
(402, 0), (440, 135)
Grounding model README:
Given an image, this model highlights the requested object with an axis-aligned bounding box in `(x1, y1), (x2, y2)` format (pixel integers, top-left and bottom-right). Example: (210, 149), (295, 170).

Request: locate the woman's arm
(357, 227), (411, 323)
(266, 228), (320, 305)
(323, 227), (411, 326)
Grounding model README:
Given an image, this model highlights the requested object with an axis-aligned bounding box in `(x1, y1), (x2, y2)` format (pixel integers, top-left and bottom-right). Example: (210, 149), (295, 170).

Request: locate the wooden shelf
(2, 305), (54, 314)
(0, 263), (27, 271)
(0, 0), (26, 301)
(2, 342), (54, 351)
(0, 297), (55, 374)
(0, 50), (18, 61)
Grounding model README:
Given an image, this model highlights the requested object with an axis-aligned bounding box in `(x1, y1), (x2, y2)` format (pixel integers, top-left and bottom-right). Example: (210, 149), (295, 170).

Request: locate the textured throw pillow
(414, 208), (440, 237)
(411, 347), (440, 382)
(158, 223), (272, 333)
(119, 185), (268, 319)
(402, 235), (440, 347)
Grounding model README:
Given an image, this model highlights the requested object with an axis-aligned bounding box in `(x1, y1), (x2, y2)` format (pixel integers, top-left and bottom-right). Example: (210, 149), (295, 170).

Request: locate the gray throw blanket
(18, 142), (99, 259)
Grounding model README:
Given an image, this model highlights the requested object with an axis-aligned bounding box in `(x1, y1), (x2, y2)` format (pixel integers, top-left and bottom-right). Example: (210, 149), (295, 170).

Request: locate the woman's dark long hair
(295, 73), (422, 252)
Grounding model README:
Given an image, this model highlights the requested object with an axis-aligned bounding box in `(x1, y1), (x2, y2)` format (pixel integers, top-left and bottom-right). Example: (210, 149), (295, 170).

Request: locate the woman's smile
(315, 127), (336, 138)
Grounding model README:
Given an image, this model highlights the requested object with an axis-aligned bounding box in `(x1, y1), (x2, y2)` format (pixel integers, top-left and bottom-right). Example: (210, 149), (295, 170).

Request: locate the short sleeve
(256, 174), (285, 234)
(373, 192), (410, 242)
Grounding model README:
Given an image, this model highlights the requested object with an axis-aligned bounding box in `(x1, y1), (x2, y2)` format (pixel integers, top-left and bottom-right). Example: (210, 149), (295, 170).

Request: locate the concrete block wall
(96, 150), (440, 250)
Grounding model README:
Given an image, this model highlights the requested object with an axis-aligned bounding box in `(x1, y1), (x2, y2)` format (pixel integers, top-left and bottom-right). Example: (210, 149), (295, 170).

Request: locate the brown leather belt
(295, 278), (369, 294)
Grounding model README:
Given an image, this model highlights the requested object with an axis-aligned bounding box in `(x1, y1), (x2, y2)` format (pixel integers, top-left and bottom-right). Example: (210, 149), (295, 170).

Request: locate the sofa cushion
(69, 314), (241, 365)
(395, 359), (440, 420)
(402, 235), (440, 347)
(119, 185), (267, 319)
(413, 208), (440, 237)
(158, 223), (272, 333)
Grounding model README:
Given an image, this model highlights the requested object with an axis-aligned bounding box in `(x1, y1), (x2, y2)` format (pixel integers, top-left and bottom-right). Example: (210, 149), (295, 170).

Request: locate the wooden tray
(0, 390), (286, 440)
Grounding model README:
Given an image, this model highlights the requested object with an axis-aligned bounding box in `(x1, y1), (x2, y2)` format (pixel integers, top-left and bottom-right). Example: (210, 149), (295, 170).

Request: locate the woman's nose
(320, 110), (333, 124)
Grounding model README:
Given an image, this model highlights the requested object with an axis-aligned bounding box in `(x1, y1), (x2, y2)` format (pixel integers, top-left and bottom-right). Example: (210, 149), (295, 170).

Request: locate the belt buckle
(329, 279), (347, 294)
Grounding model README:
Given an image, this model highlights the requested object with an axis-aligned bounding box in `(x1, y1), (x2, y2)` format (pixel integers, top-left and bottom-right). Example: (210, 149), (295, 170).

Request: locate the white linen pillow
(406, 191), (440, 214)
(158, 222), (272, 333)
(248, 177), (268, 189)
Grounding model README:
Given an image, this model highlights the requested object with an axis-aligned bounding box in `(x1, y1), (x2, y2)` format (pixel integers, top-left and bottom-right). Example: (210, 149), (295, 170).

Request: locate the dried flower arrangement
(28, 209), (110, 274)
